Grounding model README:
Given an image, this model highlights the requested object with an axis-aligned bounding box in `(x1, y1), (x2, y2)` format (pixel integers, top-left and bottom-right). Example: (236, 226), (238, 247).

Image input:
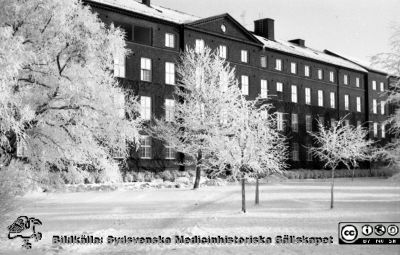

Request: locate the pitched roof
(88, 0), (200, 24)
(323, 50), (387, 75)
(254, 35), (368, 72)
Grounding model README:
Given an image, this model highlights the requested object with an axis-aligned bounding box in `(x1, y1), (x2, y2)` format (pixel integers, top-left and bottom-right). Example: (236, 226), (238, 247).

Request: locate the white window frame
(165, 33), (175, 48)
(344, 94), (349, 111)
(276, 82), (283, 92)
(356, 77), (360, 87)
(381, 101), (385, 115)
(165, 99), (175, 122)
(140, 96), (151, 120)
(372, 80), (377, 90)
(356, 97), (361, 112)
(344, 74), (348, 85)
(219, 45), (227, 59)
(140, 58), (152, 82)
(241, 50), (248, 63)
(304, 65), (310, 77)
(165, 144), (175, 160)
(291, 85), (298, 103)
(241, 75), (249, 95)
(373, 99), (377, 114)
(165, 62), (175, 85)
(292, 143), (299, 161)
(114, 51), (126, 78)
(290, 62), (297, 74)
(260, 79), (268, 98)
(329, 71), (334, 82)
(291, 113), (298, 132)
(140, 136), (152, 159)
(318, 90), (323, 107)
(306, 115), (312, 132)
(305, 88), (311, 105)
(195, 39), (205, 53)
(275, 59), (282, 71)
(317, 69), (323, 80)
(380, 82), (384, 92)
(260, 56), (267, 68)
(381, 123), (386, 138)
(330, 92), (335, 109)
(373, 122), (378, 137)
(276, 112), (284, 131)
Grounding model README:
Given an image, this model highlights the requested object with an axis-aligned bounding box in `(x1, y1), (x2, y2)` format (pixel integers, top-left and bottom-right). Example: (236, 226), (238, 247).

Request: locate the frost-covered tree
(0, 0), (141, 184)
(209, 99), (287, 212)
(309, 117), (373, 209)
(151, 47), (242, 189)
(372, 24), (400, 168)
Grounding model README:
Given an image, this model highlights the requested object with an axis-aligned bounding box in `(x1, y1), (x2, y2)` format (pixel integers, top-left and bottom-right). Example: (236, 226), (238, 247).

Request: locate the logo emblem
(387, 225), (399, 236)
(341, 225), (358, 242)
(374, 224), (386, 236)
(7, 216), (42, 249)
(362, 225), (373, 236)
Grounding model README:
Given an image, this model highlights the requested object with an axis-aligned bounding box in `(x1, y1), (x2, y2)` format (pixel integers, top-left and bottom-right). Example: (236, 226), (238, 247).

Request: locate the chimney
(142, 0), (150, 7)
(254, 18), (275, 41)
(289, 39), (305, 47)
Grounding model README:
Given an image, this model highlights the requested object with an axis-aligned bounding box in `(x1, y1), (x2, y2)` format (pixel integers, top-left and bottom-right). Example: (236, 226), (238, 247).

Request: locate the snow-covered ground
(1, 178), (399, 254)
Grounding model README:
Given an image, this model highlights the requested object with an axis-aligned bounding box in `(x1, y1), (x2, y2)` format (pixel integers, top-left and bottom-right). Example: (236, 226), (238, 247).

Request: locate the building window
(291, 85), (298, 103)
(318, 116), (325, 128)
(241, 50), (248, 63)
(304, 65), (310, 77)
(260, 56), (267, 68)
(165, 99), (175, 122)
(372, 80), (377, 90)
(165, 33), (175, 48)
(165, 62), (175, 85)
(306, 115), (312, 132)
(140, 136), (152, 159)
(307, 146), (313, 161)
(330, 92), (335, 108)
(318, 69), (323, 80)
(344, 94), (349, 111)
(241, 75), (249, 95)
(260, 79), (268, 98)
(290, 62), (297, 74)
(275, 59), (282, 71)
(318, 90), (323, 107)
(373, 99), (377, 114)
(140, 96), (151, 120)
(380, 82), (384, 92)
(291, 113), (298, 132)
(373, 122), (378, 137)
(329, 71), (334, 82)
(356, 77), (360, 87)
(344, 74), (349, 85)
(382, 123), (386, 138)
(292, 143), (299, 161)
(357, 121), (361, 128)
(195, 39), (205, 53)
(276, 112), (284, 131)
(276, 82), (283, 92)
(381, 101), (385, 115)
(344, 119), (350, 126)
(305, 88), (311, 105)
(140, 58), (152, 82)
(219, 45), (227, 59)
(134, 26), (152, 45)
(114, 51), (126, 78)
(165, 144), (175, 160)
(331, 118), (336, 128)
(356, 97), (361, 112)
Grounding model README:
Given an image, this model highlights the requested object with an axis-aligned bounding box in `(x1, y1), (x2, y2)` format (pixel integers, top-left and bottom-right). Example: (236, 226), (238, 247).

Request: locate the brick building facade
(85, 0), (390, 170)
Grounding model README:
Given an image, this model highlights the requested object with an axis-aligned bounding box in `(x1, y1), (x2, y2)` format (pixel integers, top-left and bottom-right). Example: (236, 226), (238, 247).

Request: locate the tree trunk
(242, 178), (246, 213)
(330, 168), (335, 209)
(193, 150), (202, 189)
(255, 177), (259, 205)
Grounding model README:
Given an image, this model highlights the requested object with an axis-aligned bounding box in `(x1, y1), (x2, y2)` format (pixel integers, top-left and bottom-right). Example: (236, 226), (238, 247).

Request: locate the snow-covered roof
(89, 0), (200, 24)
(254, 35), (368, 72)
(324, 50), (388, 75)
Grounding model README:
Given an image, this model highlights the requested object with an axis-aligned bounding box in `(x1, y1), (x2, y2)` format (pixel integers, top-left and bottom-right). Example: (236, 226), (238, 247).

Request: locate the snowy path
(1, 178), (399, 254)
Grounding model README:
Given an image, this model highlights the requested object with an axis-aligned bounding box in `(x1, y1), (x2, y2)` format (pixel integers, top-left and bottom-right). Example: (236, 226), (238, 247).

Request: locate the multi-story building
(85, 0), (390, 170)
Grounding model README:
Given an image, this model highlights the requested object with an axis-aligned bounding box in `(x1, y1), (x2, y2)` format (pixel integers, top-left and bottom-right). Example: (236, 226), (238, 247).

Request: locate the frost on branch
(0, 0), (142, 183)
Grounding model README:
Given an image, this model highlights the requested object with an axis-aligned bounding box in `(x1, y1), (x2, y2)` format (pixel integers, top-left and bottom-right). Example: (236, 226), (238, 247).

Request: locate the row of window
(139, 136), (175, 159)
(140, 96), (175, 121)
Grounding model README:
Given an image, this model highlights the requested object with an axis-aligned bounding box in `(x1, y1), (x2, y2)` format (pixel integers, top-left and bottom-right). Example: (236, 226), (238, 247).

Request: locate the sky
(152, 0), (400, 63)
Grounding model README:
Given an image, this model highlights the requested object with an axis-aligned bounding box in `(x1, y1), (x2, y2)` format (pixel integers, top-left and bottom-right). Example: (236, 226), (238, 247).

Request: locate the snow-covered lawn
(1, 178), (399, 254)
